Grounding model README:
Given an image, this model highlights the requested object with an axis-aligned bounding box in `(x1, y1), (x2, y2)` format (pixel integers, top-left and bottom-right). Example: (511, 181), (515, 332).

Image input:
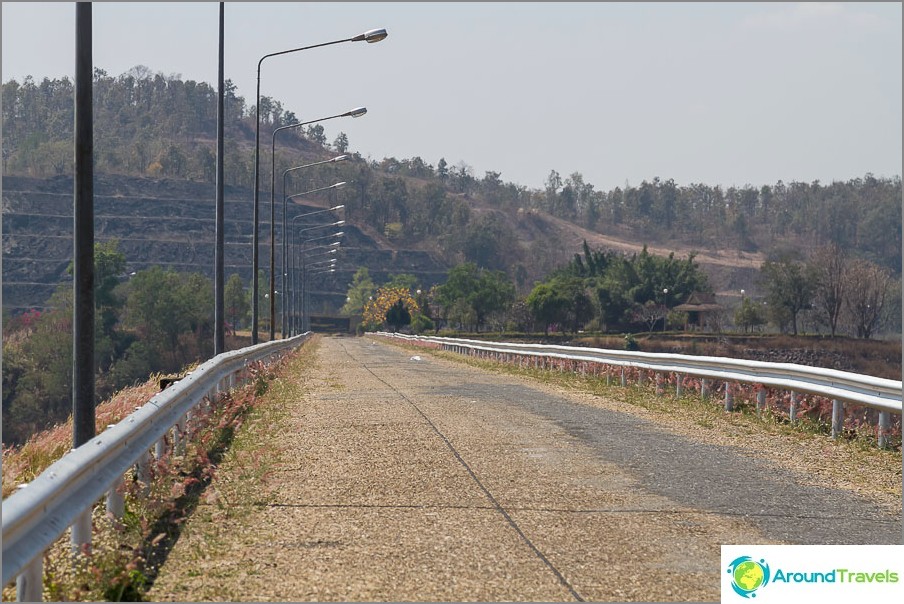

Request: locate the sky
(1, 2), (901, 192)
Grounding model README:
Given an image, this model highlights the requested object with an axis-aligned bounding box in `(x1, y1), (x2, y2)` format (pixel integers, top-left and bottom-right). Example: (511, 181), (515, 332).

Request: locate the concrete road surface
(148, 336), (901, 602)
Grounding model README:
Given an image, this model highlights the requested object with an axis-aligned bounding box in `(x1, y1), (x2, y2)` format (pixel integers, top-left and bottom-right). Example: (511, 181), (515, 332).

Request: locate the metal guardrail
(2, 333), (311, 601)
(378, 333), (902, 442)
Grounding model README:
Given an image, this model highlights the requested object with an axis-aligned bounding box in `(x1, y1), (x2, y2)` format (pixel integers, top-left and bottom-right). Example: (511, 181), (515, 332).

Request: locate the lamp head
(332, 181), (347, 189)
(352, 28), (388, 43)
(345, 107), (367, 118)
(331, 155), (350, 163)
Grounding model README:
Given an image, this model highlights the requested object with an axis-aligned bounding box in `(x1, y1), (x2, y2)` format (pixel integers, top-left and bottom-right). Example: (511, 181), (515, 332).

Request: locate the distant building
(673, 292), (724, 332)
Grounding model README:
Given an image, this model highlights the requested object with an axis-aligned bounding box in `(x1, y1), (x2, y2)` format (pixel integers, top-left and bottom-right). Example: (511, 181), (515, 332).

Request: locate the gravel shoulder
(146, 336), (902, 602)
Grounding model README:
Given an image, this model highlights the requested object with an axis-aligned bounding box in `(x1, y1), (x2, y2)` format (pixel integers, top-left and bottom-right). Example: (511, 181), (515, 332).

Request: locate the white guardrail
(379, 332), (902, 442)
(2, 333), (311, 601)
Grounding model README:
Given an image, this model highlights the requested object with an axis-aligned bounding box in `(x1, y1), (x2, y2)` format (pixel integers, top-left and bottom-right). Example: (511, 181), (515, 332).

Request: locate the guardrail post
(756, 388), (767, 416)
(174, 415), (187, 456)
(17, 556), (42, 603)
(724, 382), (734, 412)
(831, 399), (844, 439)
(620, 367), (627, 387)
(71, 507), (92, 555)
(655, 372), (664, 396)
(155, 437), (166, 460)
(675, 373), (683, 397)
(701, 378), (709, 400)
(137, 450), (152, 494)
(106, 474), (125, 518)
(878, 411), (891, 449)
(789, 392), (797, 424)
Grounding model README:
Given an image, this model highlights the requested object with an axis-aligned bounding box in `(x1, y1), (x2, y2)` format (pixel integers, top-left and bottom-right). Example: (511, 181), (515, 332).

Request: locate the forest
(2, 68), (901, 277)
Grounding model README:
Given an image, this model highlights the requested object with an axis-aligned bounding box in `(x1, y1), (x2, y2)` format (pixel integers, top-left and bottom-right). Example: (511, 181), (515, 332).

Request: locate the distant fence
(377, 333), (902, 446)
(1, 333), (312, 602)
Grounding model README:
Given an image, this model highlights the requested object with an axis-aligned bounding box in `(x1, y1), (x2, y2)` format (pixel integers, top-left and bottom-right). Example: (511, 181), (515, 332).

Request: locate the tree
(734, 296), (766, 333)
(526, 283), (567, 335)
(385, 299), (412, 332)
(362, 286), (420, 331)
(435, 263), (515, 332)
(224, 273), (250, 332)
(632, 300), (667, 334)
(809, 244), (846, 337)
(843, 258), (892, 339)
(436, 157), (448, 182)
(333, 131), (349, 153)
(759, 255), (814, 335)
(306, 124), (326, 146)
(340, 267), (376, 316)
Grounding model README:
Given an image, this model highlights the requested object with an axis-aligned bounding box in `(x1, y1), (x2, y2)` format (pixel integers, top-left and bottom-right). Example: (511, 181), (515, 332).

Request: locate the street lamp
(251, 28), (388, 344)
(295, 244), (341, 334)
(302, 251), (341, 331)
(281, 156), (349, 335)
(269, 113), (362, 340)
(282, 182), (346, 336)
(289, 217), (345, 334)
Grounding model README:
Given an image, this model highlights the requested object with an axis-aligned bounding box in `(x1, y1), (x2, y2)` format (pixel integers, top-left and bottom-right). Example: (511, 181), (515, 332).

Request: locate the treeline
(3, 70), (899, 281)
(343, 242), (712, 335)
(348, 239), (900, 341)
(1, 240), (257, 445)
(363, 159), (902, 277)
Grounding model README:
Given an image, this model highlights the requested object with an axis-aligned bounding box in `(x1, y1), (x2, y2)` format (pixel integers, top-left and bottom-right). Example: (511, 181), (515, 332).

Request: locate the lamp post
(281, 155), (348, 335)
(269, 111), (363, 340)
(251, 28), (387, 344)
(282, 181), (346, 335)
(290, 220), (344, 333)
(295, 248), (339, 334)
(301, 250), (341, 332)
(289, 217), (345, 333)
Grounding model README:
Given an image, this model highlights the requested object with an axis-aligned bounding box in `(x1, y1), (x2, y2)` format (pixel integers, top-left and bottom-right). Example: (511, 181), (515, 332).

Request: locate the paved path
(148, 337), (901, 601)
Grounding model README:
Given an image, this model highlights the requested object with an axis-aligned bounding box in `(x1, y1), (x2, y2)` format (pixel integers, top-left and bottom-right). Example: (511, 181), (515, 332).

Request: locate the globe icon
(733, 560), (765, 592)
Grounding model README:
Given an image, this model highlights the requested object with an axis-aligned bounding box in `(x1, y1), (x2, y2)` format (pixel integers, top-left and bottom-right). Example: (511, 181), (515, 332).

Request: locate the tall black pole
(214, 2), (225, 355)
(251, 61), (261, 345)
(73, 2), (95, 448)
(269, 133), (277, 340)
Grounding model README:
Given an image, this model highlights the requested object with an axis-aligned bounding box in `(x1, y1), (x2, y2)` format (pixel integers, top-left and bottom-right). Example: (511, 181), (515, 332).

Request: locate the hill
(2, 70), (901, 315)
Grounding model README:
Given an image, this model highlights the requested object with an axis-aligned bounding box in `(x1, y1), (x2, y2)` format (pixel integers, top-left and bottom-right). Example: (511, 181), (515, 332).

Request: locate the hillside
(2, 70), (900, 314)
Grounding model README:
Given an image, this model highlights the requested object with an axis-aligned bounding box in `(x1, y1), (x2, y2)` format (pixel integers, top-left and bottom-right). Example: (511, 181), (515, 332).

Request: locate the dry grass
(2, 377), (162, 499)
(1, 344), (312, 601)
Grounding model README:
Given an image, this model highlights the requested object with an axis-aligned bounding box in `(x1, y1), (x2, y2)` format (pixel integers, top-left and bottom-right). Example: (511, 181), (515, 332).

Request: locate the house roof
(672, 291), (722, 313)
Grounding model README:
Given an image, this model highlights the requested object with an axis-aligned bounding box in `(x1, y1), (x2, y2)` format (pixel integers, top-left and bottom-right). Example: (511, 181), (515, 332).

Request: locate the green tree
(224, 273), (250, 332)
(526, 282), (567, 335)
(734, 296), (766, 333)
(760, 254), (814, 335)
(435, 263), (515, 332)
(340, 267), (377, 316)
(385, 299), (412, 332)
(333, 132), (349, 153)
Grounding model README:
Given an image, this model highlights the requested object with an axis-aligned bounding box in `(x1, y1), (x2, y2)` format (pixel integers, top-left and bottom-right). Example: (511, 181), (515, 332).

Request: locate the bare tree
(843, 258), (892, 339)
(809, 243), (846, 337)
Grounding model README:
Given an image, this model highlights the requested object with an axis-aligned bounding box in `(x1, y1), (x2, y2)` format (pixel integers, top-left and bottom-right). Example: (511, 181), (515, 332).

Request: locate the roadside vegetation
(0, 340), (312, 601)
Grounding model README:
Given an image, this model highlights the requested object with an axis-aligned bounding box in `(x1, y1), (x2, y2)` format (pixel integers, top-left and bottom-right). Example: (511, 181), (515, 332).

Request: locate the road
(147, 336), (901, 602)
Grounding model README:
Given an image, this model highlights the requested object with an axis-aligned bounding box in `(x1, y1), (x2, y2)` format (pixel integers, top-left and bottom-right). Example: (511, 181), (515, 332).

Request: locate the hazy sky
(2, 2), (901, 191)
